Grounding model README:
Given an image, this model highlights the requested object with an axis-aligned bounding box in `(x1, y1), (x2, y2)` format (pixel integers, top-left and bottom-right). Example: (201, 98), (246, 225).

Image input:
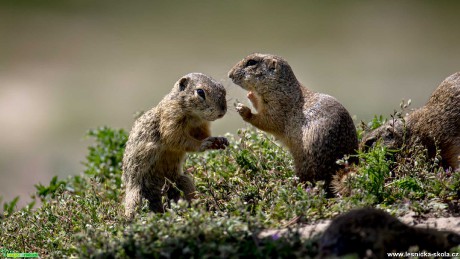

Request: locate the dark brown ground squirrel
(319, 208), (460, 258)
(361, 72), (460, 170)
(228, 53), (358, 192)
(122, 73), (228, 218)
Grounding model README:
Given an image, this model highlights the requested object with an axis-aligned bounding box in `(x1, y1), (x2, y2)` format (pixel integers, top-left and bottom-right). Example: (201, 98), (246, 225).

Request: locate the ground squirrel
(228, 53), (358, 192)
(122, 73), (228, 218)
(319, 208), (460, 258)
(361, 72), (460, 170)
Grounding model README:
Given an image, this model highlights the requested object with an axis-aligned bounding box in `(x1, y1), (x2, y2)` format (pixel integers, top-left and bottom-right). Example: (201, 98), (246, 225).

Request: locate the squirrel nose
(220, 103), (227, 113)
(228, 69), (235, 79)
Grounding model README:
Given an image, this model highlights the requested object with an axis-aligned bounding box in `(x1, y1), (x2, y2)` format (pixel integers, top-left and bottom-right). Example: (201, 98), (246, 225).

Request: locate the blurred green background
(1, 0), (460, 207)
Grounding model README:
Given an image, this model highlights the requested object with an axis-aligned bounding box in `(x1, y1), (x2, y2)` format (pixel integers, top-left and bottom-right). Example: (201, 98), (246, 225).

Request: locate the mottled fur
(319, 208), (460, 258)
(122, 73), (228, 218)
(228, 53), (358, 192)
(361, 72), (460, 170)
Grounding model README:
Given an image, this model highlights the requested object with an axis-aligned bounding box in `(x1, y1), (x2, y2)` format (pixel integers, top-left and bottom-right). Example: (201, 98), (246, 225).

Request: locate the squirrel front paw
(200, 137), (229, 151)
(235, 103), (252, 121)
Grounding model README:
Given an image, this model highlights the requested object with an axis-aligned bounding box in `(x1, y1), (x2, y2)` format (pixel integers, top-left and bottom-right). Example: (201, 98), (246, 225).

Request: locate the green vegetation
(1, 120), (460, 257)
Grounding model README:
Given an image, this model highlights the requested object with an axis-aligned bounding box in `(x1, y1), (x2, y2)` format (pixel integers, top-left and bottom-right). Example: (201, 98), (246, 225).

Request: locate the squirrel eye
(246, 59), (258, 67)
(385, 128), (394, 138)
(196, 89), (206, 99)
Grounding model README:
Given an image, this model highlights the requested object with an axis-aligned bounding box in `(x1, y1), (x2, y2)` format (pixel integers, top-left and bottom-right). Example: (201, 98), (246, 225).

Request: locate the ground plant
(1, 115), (459, 257)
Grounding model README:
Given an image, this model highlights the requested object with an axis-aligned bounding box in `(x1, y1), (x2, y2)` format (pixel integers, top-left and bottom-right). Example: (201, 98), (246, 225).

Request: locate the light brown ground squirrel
(122, 73), (228, 218)
(361, 72), (460, 170)
(228, 53), (358, 193)
(319, 208), (460, 258)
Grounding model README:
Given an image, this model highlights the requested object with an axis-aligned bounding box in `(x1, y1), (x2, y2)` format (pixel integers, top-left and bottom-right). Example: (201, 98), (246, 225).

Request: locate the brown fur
(122, 73), (228, 218)
(319, 208), (460, 258)
(361, 72), (460, 170)
(228, 53), (358, 192)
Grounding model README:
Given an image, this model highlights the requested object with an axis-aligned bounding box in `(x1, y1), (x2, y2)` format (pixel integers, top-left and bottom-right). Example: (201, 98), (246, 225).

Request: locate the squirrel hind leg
(443, 142), (460, 170)
(171, 174), (197, 202)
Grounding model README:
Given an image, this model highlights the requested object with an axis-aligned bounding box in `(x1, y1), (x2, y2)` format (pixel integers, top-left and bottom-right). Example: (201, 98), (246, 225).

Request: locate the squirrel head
(360, 119), (405, 152)
(173, 73), (227, 121)
(228, 53), (299, 96)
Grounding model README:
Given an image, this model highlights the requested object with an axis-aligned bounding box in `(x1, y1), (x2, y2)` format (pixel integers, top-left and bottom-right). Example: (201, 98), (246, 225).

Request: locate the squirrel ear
(268, 59), (278, 71)
(178, 77), (189, 91)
